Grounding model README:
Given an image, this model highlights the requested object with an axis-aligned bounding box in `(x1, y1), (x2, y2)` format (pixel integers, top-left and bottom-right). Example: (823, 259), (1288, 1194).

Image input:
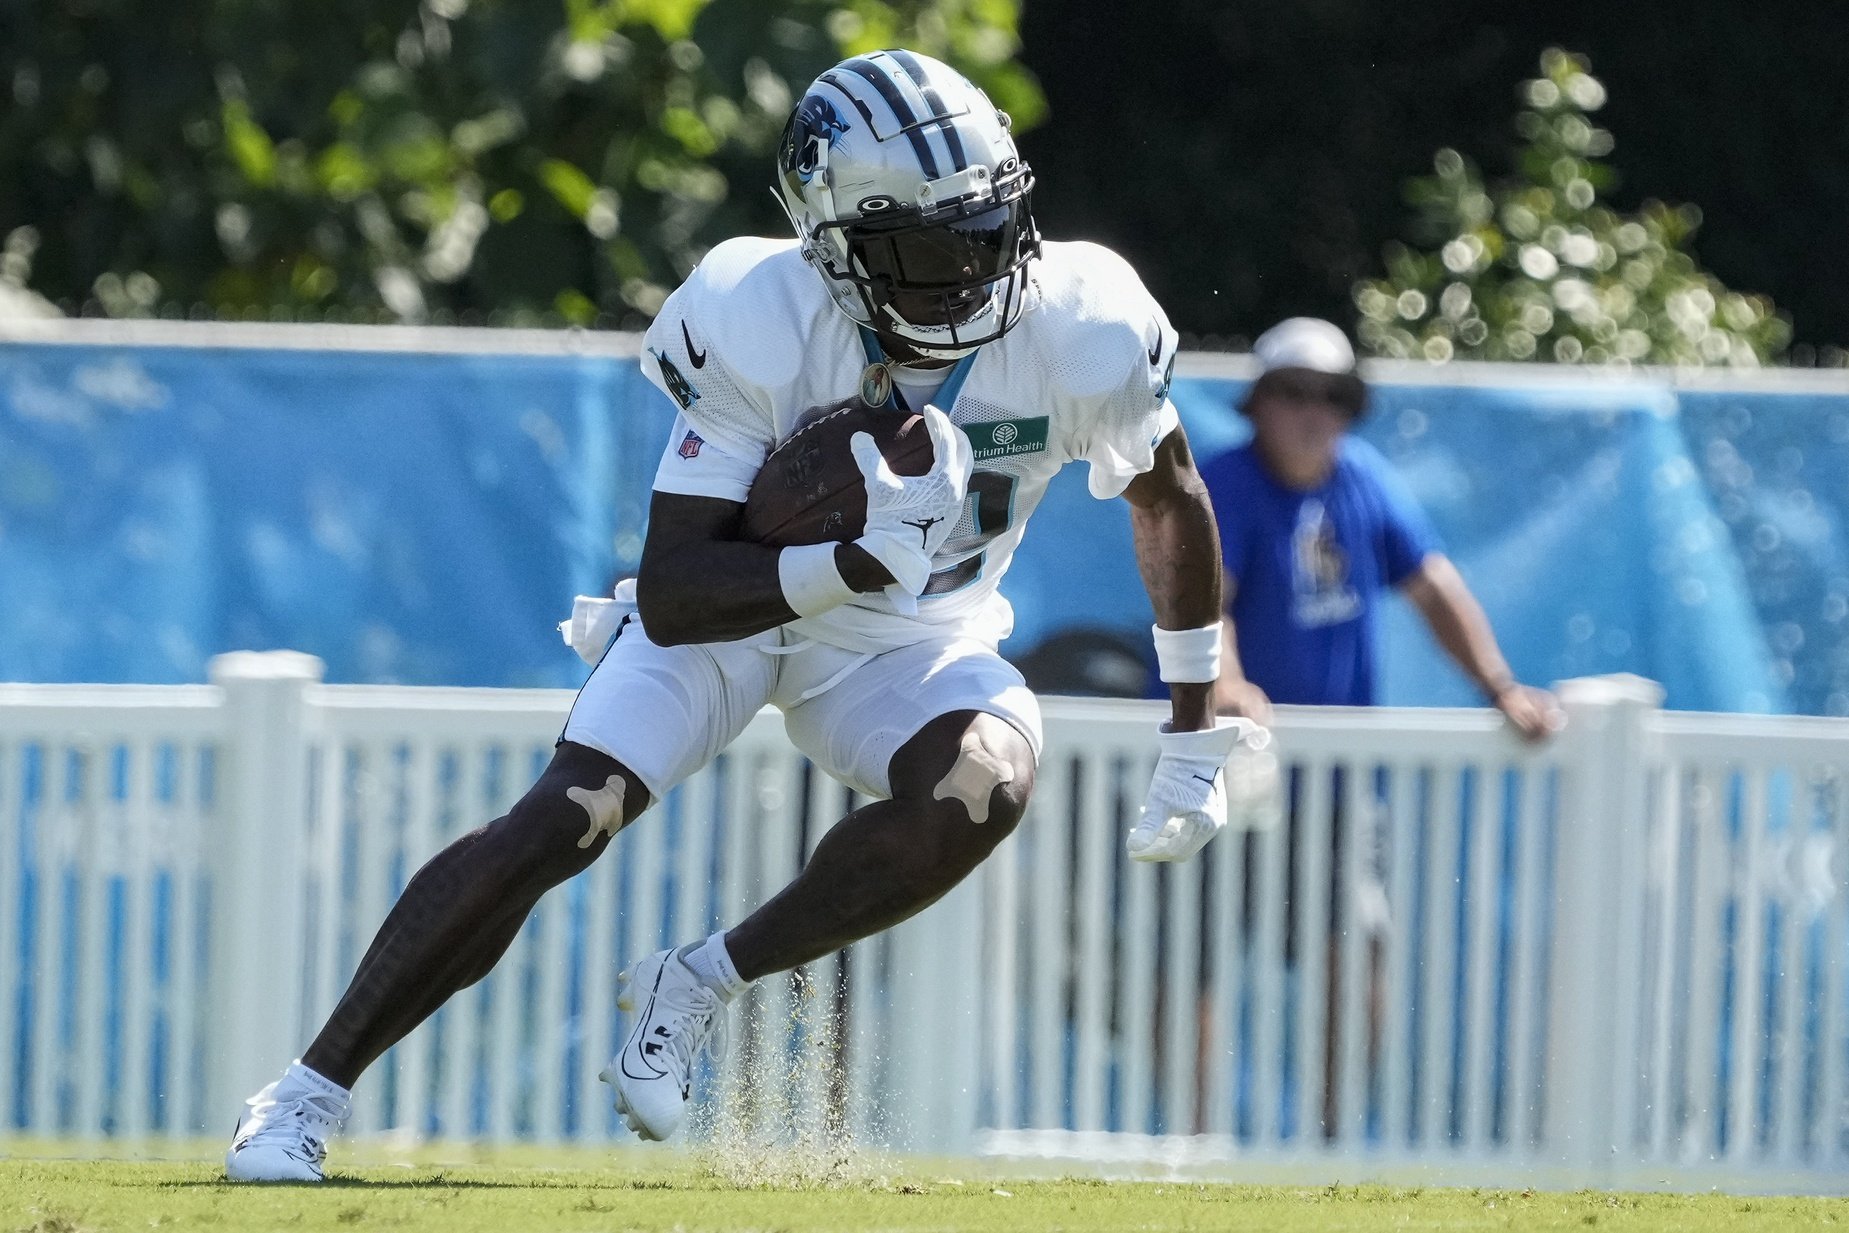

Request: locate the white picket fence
(3, 656), (1848, 1193)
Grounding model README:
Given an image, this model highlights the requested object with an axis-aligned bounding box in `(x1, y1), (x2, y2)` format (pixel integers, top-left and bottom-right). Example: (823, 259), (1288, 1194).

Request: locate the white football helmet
(775, 49), (1039, 360)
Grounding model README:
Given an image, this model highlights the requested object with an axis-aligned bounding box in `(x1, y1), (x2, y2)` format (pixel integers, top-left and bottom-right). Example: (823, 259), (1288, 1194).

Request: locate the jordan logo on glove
(902, 515), (944, 547)
(849, 405), (972, 615)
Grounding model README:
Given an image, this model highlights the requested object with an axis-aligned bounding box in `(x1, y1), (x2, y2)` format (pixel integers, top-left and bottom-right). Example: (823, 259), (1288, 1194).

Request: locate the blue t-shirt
(1200, 436), (1440, 706)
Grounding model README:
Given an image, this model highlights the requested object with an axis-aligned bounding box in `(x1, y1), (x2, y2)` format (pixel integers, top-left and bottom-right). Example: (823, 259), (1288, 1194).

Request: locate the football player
(226, 48), (1259, 1180)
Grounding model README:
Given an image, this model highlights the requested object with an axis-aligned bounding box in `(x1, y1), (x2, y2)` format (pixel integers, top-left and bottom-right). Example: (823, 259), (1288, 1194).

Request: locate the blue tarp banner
(3, 336), (1845, 714)
(1, 342), (668, 687)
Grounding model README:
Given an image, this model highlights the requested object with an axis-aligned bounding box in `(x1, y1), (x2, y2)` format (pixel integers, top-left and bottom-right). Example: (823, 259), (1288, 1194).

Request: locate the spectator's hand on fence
(1494, 683), (1563, 743)
(1214, 677), (1274, 727)
(1127, 718), (1264, 862)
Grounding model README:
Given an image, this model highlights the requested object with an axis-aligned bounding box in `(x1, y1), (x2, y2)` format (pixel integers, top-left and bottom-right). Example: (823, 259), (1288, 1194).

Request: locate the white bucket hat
(1252, 317), (1356, 375)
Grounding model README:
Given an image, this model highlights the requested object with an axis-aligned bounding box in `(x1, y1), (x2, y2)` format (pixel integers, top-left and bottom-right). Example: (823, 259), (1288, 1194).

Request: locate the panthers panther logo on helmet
(781, 96), (850, 192)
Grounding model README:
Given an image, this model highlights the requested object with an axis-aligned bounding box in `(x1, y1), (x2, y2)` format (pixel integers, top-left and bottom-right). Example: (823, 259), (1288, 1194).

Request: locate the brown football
(740, 400), (935, 547)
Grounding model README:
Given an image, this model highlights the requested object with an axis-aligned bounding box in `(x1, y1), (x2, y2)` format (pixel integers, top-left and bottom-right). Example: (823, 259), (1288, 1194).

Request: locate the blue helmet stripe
(885, 48), (969, 172)
(838, 57), (941, 178)
(885, 48), (930, 86)
(818, 72), (876, 126)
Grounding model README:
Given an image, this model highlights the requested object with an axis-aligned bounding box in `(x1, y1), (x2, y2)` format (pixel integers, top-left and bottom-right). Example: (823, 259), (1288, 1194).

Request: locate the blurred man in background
(1203, 317), (1558, 735)
(1199, 317), (1559, 1133)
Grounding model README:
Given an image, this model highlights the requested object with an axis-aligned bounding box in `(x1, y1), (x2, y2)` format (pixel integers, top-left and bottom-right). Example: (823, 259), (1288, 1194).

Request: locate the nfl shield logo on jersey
(678, 430), (704, 459)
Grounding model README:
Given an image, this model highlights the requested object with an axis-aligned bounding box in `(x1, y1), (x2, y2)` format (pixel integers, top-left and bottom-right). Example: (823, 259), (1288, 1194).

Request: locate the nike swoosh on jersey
(681, 320), (707, 368)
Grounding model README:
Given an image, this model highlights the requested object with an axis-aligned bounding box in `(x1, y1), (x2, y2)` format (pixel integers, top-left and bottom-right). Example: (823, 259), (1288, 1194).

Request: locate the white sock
(678, 931), (749, 1003)
(281, 1060), (351, 1107)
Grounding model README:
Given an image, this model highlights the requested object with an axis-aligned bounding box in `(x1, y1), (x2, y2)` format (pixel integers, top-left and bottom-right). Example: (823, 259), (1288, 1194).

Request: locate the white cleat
(224, 1077), (349, 1182)
(599, 947), (728, 1141)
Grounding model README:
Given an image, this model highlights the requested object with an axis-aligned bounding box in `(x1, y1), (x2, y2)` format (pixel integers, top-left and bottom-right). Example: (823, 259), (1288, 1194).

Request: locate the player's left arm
(1400, 554), (1562, 741)
(1121, 424), (1268, 863)
(1119, 425), (1222, 733)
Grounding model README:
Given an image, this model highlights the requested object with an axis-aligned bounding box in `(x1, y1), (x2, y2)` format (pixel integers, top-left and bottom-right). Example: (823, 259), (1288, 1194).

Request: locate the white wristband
(779, 543), (858, 617)
(1152, 622), (1223, 683)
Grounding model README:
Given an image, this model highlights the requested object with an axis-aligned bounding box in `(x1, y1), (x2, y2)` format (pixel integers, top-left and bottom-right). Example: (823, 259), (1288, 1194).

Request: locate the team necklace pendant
(859, 362), (894, 407)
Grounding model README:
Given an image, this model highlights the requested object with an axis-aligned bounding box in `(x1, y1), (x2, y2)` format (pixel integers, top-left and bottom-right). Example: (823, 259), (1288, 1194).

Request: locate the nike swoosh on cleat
(619, 961), (675, 1081)
(621, 1052), (668, 1081)
(681, 320), (707, 368)
(620, 1002), (671, 1079)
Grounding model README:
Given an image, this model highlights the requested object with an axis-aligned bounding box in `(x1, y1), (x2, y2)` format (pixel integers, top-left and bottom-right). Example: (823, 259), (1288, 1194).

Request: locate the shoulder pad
(658, 238), (825, 392)
(1022, 240), (1176, 400)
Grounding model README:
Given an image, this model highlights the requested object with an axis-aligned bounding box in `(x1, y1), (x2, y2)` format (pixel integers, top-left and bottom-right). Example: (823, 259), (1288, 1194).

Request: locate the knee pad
(498, 756), (639, 876)
(932, 728), (1020, 825)
(565, 773), (627, 849)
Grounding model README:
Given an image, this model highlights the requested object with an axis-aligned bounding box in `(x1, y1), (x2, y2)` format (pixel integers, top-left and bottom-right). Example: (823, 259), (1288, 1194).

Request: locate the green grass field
(3, 1145), (1847, 1233)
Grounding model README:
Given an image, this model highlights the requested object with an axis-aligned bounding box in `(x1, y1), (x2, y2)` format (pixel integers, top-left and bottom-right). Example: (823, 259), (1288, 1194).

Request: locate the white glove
(850, 404), (971, 615)
(1127, 717), (1269, 863)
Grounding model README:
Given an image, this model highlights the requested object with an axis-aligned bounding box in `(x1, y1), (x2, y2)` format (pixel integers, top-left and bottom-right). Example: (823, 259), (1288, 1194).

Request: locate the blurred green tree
(0, 0), (1042, 326)
(1355, 49), (1790, 367)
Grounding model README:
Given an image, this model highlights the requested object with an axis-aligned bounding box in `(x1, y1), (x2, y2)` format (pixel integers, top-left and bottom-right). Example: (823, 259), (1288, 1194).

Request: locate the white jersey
(643, 236), (1180, 654)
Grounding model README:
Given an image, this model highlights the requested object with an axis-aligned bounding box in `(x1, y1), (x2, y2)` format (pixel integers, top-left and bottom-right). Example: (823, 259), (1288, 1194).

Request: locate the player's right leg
(226, 619), (775, 1181)
(225, 739), (648, 1182)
